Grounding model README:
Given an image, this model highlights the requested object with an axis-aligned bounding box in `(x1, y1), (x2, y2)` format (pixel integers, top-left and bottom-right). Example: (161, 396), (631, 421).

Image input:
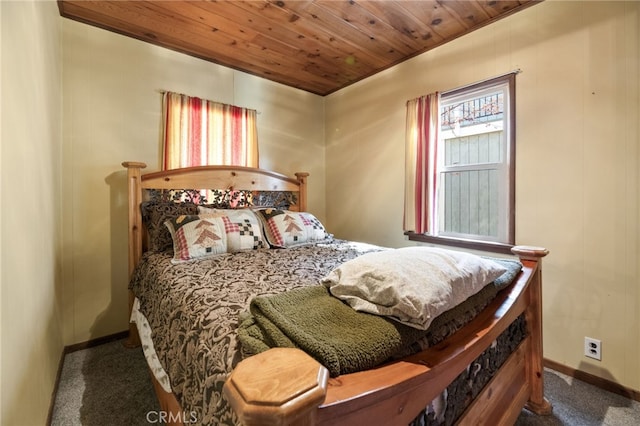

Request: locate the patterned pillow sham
(165, 214), (265, 263)
(198, 207), (267, 249)
(141, 201), (199, 252)
(254, 208), (331, 248)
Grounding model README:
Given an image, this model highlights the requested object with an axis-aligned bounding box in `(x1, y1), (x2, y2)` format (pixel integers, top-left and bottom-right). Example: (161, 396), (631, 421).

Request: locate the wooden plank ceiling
(58, 0), (540, 96)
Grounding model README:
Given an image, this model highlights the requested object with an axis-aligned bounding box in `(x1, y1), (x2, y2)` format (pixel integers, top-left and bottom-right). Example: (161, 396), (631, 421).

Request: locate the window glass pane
(444, 131), (503, 166)
(442, 89), (505, 167)
(441, 91), (504, 129)
(440, 169), (500, 238)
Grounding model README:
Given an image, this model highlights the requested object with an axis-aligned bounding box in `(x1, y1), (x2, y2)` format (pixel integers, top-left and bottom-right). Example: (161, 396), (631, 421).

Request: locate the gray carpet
(50, 339), (159, 426)
(50, 338), (640, 425)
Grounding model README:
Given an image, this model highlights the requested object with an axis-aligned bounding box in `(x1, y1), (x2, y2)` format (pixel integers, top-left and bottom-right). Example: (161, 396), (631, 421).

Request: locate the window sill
(404, 232), (514, 255)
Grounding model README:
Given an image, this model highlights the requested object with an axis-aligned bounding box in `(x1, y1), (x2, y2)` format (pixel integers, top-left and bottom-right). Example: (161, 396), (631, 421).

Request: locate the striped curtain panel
(162, 92), (259, 169)
(404, 92), (439, 234)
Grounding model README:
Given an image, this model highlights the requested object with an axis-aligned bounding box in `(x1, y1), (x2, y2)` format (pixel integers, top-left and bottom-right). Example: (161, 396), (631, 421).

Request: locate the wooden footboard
(224, 246), (551, 425)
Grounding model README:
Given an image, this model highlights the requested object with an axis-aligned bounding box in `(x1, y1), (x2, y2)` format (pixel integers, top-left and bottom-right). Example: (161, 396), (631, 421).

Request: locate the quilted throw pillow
(255, 208), (330, 248)
(165, 214), (265, 263)
(197, 207), (266, 250)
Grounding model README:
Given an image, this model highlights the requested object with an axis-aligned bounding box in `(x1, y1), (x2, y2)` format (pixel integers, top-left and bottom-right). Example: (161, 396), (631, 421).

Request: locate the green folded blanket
(238, 285), (426, 377)
(237, 258), (522, 377)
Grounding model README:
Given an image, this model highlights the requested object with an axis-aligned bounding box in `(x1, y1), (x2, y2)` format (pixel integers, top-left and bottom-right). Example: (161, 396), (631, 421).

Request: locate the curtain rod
(157, 89), (260, 114)
(407, 69), (522, 104)
(441, 68), (522, 96)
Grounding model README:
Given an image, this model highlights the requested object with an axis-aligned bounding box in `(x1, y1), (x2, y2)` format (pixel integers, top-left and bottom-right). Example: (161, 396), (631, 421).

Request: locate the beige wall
(61, 19), (325, 345)
(1, 1), (64, 424)
(325, 0), (640, 391)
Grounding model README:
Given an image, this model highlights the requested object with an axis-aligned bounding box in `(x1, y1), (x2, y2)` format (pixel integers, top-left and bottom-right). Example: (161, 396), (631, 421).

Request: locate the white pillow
(322, 247), (507, 330)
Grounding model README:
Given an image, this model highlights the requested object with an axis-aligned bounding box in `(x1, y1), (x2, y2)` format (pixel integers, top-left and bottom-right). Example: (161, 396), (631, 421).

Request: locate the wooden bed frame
(123, 161), (551, 426)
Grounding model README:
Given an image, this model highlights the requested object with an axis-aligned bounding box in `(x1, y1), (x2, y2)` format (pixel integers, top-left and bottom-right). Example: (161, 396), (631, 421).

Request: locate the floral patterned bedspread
(130, 241), (383, 425)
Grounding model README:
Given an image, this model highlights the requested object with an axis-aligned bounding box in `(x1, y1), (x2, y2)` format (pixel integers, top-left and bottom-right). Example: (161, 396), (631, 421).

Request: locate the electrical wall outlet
(584, 337), (601, 361)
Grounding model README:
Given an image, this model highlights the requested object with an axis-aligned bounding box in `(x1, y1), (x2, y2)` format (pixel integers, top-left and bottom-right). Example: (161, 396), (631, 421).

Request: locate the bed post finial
(224, 348), (328, 426)
(122, 161), (147, 348)
(511, 245), (548, 261)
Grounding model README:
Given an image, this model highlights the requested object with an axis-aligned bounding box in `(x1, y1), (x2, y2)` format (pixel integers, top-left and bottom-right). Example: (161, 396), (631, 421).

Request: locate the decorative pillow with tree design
(165, 214), (263, 263)
(255, 208), (331, 248)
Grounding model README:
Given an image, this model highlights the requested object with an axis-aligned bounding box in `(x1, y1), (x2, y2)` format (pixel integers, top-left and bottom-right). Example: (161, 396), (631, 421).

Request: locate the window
(405, 74), (515, 253)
